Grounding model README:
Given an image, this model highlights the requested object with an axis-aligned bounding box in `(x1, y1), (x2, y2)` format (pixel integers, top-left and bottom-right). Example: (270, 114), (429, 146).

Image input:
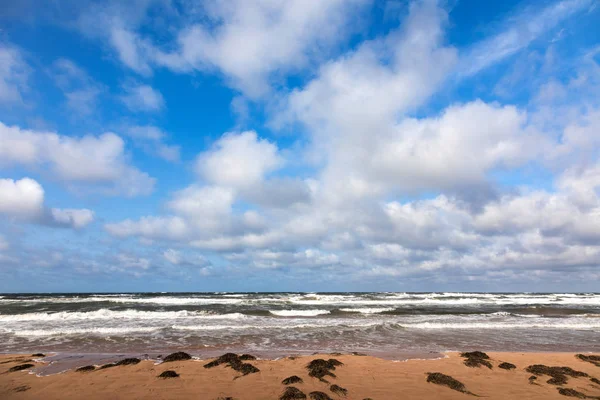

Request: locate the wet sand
(1, 352), (600, 399)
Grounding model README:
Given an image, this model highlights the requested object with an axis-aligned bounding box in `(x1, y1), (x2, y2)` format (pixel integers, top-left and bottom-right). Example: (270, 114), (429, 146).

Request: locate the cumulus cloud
(195, 131), (282, 189)
(0, 177), (94, 229)
(120, 83), (164, 112)
(50, 58), (104, 116)
(0, 121), (155, 196)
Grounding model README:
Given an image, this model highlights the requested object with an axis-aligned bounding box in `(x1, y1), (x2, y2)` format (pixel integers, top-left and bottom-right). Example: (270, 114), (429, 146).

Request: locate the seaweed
(99, 363), (116, 370)
(282, 375), (304, 385)
(280, 387), (307, 400)
(31, 353), (45, 357)
(162, 352), (192, 362)
(115, 358), (141, 366)
(231, 362), (260, 376)
(328, 359), (344, 367)
(557, 388), (588, 398)
(576, 354), (600, 368)
(75, 365), (96, 372)
(13, 385), (30, 392)
(498, 362), (516, 370)
(426, 372), (474, 395)
(461, 351), (492, 369)
(306, 359), (339, 382)
(330, 384), (348, 396)
(239, 354), (257, 361)
(529, 375), (538, 384)
(526, 365), (588, 386)
(8, 364), (35, 372)
(309, 392), (333, 400)
(158, 370), (179, 378)
(591, 377), (600, 385)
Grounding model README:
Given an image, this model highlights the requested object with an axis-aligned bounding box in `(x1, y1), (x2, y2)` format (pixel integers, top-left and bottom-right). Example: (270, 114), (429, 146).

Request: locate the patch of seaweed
(163, 352), (192, 362)
(280, 387), (307, 400)
(8, 364), (34, 372)
(282, 375), (304, 385)
(239, 354), (257, 361)
(158, 370), (179, 378)
(529, 375), (538, 384)
(577, 354), (600, 368)
(204, 353), (260, 378)
(426, 372), (473, 395)
(330, 384), (348, 396)
(557, 388), (589, 398)
(306, 359), (340, 382)
(31, 353), (45, 357)
(498, 362), (516, 370)
(309, 392), (333, 400)
(14, 385), (30, 392)
(461, 351), (492, 369)
(591, 377), (600, 385)
(230, 362), (260, 376)
(328, 359), (344, 367)
(115, 358), (141, 366)
(526, 365), (588, 386)
(76, 365), (96, 372)
(99, 363), (116, 370)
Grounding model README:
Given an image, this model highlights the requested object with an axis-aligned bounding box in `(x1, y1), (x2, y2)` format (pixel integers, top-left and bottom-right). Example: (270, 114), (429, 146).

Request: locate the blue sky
(1, 0), (599, 292)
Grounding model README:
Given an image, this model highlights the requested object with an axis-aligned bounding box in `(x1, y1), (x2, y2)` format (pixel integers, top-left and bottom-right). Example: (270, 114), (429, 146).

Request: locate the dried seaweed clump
(9, 364), (35, 372)
(330, 384), (348, 396)
(306, 359), (341, 383)
(76, 365), (96, 372)
(557, 388), (591, 398)
(282, 375), (304, 385)
(204, 353), (241, 368)
(31, 353), (45, 357)
(576, 354), (600, 367)
(239, 354), (257, 361)
(163, 352), (192, 362)
(461, 351), (492, 369)
(115, 358), (141, 366)
(158, 370), (179, 378)
(280, 387), (307, 400)
(309, 392), (333, 400)
(526, 365), (588, 386)
(498, 362), (516, 370)
(426, 372), (473, 395)
(203, 353), (260, 378)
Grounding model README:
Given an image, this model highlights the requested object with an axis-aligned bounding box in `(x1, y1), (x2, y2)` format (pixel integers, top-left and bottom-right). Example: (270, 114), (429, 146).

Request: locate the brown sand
(1, 352), (600, 399)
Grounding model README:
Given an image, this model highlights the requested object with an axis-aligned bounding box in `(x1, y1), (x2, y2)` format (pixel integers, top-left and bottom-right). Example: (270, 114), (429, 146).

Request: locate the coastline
(2, 351), (600, 399)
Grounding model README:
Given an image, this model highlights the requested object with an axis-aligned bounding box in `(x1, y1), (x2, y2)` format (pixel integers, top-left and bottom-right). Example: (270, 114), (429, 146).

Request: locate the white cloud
(120, 83), (164, 112)
(0, 121), (155, 197)
(195, 131), (282, 189)
(0, 42), (29, 104)
(109, 26), (152, 75)
(51, 58), (103, 115)
(125, 125), (180, 162)
(458, 0), (593, 77)
(0, 177), (94, 229)
(0, 177), (44, 218)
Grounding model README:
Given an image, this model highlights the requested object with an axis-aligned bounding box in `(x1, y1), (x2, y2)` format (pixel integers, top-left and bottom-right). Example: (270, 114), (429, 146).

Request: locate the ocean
(1, 292), (599, 359)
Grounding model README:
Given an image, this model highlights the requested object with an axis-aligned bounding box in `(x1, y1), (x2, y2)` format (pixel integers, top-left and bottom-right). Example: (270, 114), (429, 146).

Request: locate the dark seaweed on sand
(309, 391), (333, 400)
(76, 365), (96, 372)
(591, 377), (600, 385)
(529, 375), (538, 384)
(204, 353), (239, 368)
(577, 354), (600, 367)
(526, 365), (588, 386)
(280, 387), (307, 400)
(306, 358), (342, 382)
(31, 353), (45, 357)
(239, 354), (257, 361)
(230, 362), (260, 376)
(162, 352), (192, 362)
(203, 353), (260, 378)
(426, 372), (474, 395)
(557, 388), (596, 398)
(99, 363), (116, 370)
(115, 358), (141, 366)
(461, 351), (492, 369)
(8, 364), (35, 372)
(282, 375), (304, 385)
(13, 385), (30, 392)
(330, 384), (348, 396)
(158, 370), (179, 378)
(498, 362), (516, 370)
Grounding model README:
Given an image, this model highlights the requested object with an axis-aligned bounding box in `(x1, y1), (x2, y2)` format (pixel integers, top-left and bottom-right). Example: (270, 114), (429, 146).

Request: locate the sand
(1, 352), (600, 399)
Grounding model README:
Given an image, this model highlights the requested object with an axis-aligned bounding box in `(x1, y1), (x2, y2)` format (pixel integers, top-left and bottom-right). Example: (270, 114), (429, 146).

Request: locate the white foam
(339, 307), (395, 314)
(269, 309), (331, 317)
(0, 309), (246, 322)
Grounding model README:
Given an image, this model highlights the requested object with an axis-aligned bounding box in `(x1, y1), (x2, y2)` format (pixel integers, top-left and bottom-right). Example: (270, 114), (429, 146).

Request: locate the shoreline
(2, 351), (600, 399)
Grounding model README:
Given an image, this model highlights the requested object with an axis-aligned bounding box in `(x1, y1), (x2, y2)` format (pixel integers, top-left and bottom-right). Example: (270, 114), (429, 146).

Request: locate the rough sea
(1, 292), (599, 359)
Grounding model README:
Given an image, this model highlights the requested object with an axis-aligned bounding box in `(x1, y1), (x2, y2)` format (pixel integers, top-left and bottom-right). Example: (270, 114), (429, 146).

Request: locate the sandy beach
(2, 351), (600, 399)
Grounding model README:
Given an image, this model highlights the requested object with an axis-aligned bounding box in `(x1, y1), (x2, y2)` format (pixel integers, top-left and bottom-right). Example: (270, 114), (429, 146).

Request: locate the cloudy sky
(1, 0), (599, 292)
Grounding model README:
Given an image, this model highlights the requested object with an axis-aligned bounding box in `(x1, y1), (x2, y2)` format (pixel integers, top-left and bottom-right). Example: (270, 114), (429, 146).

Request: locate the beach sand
(1, 352), (600, 399)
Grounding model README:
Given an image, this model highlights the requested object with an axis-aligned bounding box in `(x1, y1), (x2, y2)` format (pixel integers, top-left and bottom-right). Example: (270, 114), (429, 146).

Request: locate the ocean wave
(269, 310), (330, 317)
(0, 309), (246, 322)
(338, 307), (395, 314)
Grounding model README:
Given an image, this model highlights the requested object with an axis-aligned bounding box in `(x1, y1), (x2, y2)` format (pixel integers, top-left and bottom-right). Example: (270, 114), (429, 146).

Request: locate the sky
(0, 0), (599, 293)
